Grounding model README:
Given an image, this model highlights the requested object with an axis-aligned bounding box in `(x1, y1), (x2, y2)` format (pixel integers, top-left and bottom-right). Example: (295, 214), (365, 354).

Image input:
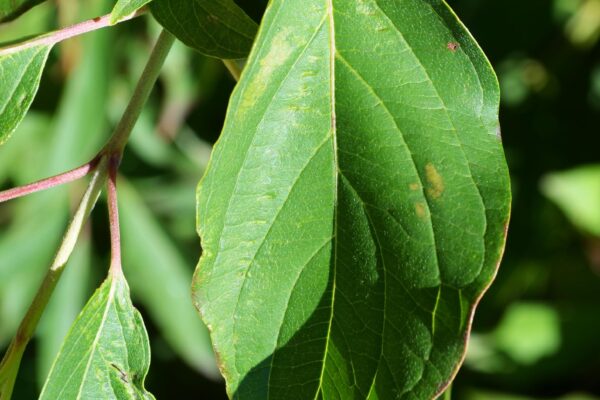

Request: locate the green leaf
(194, 0), (511, 398)
(0, 44), (51, 146)
(110, 0), (152, 24)
(0, 0), (45, 22)
(37, 237), (92, 386)
(541, 164), (600, 237)
(150, 0), (258, 59)
(39, 271), (155, 400)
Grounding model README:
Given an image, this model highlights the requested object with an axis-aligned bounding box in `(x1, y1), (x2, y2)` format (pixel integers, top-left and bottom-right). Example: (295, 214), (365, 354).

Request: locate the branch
(107, 156), (122, 274)
(0, 8), (147, 56)
(0, 158), (98, 203)
(0, 159), (108, 400)
(103, 29), (176, 153)
(0, 28), (176, 398)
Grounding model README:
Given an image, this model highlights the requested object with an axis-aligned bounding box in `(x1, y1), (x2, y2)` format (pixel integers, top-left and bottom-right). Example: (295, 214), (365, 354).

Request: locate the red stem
(0, 158), (98, 203)
(107, 155), (122, 273)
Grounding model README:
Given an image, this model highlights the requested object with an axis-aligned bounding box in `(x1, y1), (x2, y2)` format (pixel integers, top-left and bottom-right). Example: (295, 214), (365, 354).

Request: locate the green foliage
(542, 165), (600, 237)
(150, 0), (258, 59)
(193, 0), (510, 398)
(0, 44), (51, 146)
(0, 0), (518, 398)
(0, 0), (45, 22)
(39, 271), (154, 400)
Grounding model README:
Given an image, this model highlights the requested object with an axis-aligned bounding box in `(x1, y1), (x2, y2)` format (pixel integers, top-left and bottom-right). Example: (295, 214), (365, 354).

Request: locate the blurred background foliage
(0, 0), (598, 399)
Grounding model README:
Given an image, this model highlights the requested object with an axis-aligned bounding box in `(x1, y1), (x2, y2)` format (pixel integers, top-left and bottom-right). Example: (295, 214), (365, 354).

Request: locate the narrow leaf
(150, 0), (258, 59)
(0, 44), (51, 146)
(0, 0), (45, 22)
(110, 0), (152, 24)
(40, 271), (155, 400)
(194, 0), (511, 399)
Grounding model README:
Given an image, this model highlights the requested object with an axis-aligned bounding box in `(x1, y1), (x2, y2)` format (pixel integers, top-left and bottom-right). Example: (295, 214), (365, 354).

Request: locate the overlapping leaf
(0, 0), (46, 22)
(193, 0), (511, 398)
(0, 44), (51, 146)
(40, 271), (154, 400)
(150, 0), (258, 59)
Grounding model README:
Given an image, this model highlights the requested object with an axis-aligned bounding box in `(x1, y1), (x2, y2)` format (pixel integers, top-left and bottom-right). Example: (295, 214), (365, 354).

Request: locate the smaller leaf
(110, 0), (152, 24)
(150, 0), (258, 59)
(39, 270), (155, 400)
(0, 44), (51, 146)
(0, 0), (46, 22)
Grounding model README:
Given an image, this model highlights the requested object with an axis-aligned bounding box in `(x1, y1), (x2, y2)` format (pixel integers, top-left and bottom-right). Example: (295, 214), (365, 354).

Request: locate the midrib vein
(314, 0), (337, 398)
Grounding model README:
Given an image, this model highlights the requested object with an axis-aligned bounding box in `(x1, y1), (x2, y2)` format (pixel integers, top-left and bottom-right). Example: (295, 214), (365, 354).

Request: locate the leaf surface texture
(0, 0), (45, 22)
(0, 44), (51, 146)
(40, 272), (155, 400)
(195, 0), (512, 398)
(150, 0), (258, 59)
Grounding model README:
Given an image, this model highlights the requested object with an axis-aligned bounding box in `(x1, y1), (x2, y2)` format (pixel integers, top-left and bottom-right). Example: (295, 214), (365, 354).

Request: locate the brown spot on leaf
(447, 42), (459, 52)
(409, 183), (420, 191)
(425, 163), (445, 199)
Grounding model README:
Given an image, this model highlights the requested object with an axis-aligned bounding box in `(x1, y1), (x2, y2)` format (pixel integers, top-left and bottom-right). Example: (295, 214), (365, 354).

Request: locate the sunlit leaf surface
(40, 271), (155, 400)
(0, 44), (51, 146)
(193, 0), (511, 398)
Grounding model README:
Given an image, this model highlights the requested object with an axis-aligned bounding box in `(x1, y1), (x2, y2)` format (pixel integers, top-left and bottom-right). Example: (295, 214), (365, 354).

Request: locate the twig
(0, 28), (176, 398)
(102, 29), (176, 153)
(0, 159), (108, 400)
(0, 158), (98, 203)
(0, 8), (147, 56)
(107, 155), (122, 274)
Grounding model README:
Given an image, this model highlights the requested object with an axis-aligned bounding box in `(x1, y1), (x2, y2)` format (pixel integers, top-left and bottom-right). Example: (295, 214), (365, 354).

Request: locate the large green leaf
(0, 0), (45, 22)
(150, 0), (258, 59)
(39, 271), (154, 400)
(0, 44), (51, 146)
(193, 0), (511, 398)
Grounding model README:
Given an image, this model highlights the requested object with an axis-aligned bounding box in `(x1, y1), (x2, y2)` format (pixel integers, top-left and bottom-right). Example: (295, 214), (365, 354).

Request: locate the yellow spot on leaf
(239, 28), (294, 112)
(409, 183), (420, 191)
(415, 202), (427, 218)
(425, 163), (445, 199)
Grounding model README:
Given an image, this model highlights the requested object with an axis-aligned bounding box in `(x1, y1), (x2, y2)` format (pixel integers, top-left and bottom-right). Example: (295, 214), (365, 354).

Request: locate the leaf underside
(0, 44), (51, 146)
(194, 0), (511, 399)
(40, 272), (155, 400)
(110, 0), (152, 24)
(0, 0), (46, 22)
(150, 0), (258, 59)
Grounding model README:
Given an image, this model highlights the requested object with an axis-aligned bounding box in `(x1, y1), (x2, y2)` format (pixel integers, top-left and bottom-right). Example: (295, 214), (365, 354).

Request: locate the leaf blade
(0, 44), (51, 146)
(149, 0), (258, 59)
(39, 272), (155, 400)
(194, 0), (511, 398)
(110, 0), (152, 24)
(0, 0), (46, 22)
